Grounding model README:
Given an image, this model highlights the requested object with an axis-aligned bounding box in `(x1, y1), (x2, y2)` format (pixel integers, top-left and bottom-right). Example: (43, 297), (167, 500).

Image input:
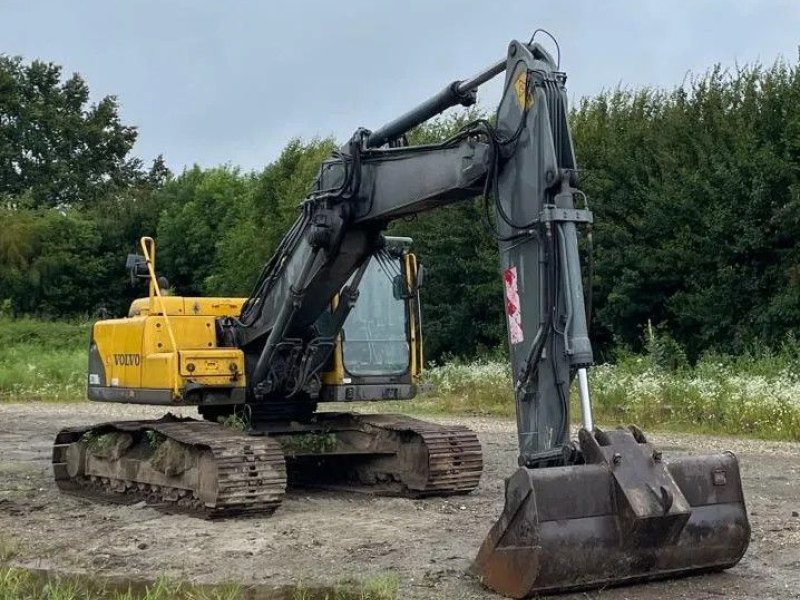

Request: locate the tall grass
(589, 351), (800, 440)
(0, 570), (240, 600)
(0, 568), (398, 600)
(409, 348), (800, 441)
(0, 318), (87, 402)
(1, 316), (799, 441)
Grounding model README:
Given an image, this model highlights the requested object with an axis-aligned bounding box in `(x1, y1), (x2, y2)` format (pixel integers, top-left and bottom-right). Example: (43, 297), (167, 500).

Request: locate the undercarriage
(52, 412), (482, 517)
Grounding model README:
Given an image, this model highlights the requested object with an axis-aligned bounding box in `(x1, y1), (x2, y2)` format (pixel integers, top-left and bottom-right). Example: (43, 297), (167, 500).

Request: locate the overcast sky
(3, 1), (799, 171)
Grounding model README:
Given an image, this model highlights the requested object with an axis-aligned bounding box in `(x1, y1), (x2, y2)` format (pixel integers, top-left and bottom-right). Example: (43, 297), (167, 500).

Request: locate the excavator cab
(321, 236), (424, 403)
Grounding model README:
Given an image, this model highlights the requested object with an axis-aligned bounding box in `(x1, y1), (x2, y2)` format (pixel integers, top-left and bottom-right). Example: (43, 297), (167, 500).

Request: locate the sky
(2, 1), (799, 172)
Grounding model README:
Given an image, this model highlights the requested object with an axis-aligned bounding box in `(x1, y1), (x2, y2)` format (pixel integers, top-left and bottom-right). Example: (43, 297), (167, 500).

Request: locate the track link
(52, 415), (286, 518)
(362, 414), (483, 495)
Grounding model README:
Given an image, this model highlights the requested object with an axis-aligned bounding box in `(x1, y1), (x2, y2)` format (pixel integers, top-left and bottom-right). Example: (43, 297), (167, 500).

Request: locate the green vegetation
(290, 572), (399, 600)
(145, 430), (167, 450)
(351, 573), (399, 600)
(0, 568), (398, 600)
(81, 431), (122, 455)
(0, 53), (168, 318)
(220, 412), (248, 432)
(0, 318), (86, 403)
(576, 64), (800, 359)
(0, 570), (241, 600)
(280, 432), (339, 456)
(0, 536), (18, 564)
(0, 55), (149, 210)
(406, 334), (800, 441)
(0, 317), (89, 350)
(3, 55), (800, 365)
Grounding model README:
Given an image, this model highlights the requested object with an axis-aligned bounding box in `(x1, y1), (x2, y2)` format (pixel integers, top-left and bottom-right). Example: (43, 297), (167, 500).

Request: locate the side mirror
(416, 264), (425, 290)
(126, 254), (149, 286)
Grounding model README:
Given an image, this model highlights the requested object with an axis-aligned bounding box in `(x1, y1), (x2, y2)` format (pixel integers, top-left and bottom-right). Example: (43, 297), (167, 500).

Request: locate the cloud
(2, 0), (798, 170)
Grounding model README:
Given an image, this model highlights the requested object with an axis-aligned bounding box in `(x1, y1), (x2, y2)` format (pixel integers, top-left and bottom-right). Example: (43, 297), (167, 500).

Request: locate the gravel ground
(0, 402), (798, 599)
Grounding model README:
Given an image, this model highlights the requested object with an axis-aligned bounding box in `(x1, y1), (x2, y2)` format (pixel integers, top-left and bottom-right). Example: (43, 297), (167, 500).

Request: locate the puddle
(13, 567), (392, 600)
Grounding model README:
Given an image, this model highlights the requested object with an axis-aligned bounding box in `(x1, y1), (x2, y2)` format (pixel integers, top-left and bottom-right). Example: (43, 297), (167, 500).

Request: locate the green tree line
(2, 54), (799, 362)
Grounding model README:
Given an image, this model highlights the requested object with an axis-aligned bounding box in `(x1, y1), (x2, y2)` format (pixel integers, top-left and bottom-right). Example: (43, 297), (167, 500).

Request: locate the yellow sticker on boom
(513, 71), (534, 110)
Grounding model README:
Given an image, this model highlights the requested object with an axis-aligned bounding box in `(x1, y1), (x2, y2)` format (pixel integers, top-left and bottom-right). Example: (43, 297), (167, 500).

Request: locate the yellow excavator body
(87, 238), (424, 409)
(55, 236), (481, 519)
(89, 297), (248, 402)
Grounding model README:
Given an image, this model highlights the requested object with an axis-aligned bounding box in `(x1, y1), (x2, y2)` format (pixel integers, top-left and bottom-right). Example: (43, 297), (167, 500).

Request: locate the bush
(0, 317), (89, 350)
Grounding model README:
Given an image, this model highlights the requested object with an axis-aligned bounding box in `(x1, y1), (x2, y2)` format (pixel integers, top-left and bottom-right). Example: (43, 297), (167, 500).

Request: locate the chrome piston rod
(367, 42), (547, 149)
(577, 367), (593, 431)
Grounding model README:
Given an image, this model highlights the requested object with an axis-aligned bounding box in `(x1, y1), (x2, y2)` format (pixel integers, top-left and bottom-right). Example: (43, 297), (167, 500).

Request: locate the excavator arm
(223, 37), (749, 597)
(226, 40), (590, 467)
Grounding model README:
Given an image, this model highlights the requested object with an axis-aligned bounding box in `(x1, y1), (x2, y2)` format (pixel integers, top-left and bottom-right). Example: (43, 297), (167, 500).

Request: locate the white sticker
(503, 266), (524, 344)
(111, 378), (119, 387)
(88, 374), (100, 385)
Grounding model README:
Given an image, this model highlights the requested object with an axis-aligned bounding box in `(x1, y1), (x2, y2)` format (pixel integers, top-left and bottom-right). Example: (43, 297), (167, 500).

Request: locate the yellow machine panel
(128, 296), (245, 318)
(89, 304), (247, 404)
(88, 238), (251, 406)
(92, 317), (147, 389)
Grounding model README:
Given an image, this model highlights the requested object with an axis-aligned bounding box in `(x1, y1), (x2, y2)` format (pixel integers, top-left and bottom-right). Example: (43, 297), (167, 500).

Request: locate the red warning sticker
(503, 266), (524, 344)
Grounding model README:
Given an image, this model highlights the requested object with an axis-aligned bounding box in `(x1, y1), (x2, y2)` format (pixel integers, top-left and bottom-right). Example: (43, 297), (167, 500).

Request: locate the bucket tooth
(471, 427), (750, 597)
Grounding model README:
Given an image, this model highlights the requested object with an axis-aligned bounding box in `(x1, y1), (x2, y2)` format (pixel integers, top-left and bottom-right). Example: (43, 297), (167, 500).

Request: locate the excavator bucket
(471, 426), (750, 597)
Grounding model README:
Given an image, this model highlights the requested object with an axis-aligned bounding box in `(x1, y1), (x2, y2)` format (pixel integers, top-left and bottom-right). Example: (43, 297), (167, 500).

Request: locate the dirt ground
(0, 402), (798, 599)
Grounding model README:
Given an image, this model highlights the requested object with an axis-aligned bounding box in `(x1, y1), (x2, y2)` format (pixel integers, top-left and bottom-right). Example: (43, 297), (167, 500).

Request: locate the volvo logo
(113, 353), (141, 366)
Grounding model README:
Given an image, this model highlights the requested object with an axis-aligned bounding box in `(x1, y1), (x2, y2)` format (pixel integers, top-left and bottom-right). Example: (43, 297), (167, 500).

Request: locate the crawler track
(52, 416), (287, 518)
(361, 414), (483, 495)
(52, 412), (482, 518)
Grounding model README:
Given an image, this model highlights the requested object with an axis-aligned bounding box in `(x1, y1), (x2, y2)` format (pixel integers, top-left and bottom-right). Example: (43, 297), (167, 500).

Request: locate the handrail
(139, 236), (181, 399)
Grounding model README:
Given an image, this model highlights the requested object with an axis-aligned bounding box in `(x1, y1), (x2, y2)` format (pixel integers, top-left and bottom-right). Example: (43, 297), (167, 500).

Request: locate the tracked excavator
(53, 34), (750, 596)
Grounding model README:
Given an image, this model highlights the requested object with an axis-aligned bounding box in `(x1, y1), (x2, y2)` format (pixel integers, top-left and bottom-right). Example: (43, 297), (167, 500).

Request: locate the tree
(0, 208), (108, 316)
(155, 166), (254, 296)
(210, 138), (336, 295)
(85, 166), (174, 315)
(572, 60), (800, 358)
(0, 55), (140, 209)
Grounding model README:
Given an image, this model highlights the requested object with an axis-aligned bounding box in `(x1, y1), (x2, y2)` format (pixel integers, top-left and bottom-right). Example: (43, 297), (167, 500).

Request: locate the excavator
(52, 34), (750, 597)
